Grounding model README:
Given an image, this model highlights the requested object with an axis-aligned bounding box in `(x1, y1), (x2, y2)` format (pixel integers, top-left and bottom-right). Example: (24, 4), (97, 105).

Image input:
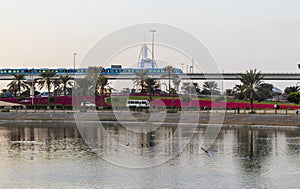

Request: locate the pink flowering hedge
(1, 95), (300, 110)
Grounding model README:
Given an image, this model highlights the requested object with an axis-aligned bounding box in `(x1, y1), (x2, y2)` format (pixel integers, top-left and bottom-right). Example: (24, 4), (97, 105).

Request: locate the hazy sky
(1, 0), (300, 89)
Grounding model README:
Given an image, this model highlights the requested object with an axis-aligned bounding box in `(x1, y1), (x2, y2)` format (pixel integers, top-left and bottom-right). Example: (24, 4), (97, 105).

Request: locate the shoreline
(0, 111), (300, 127)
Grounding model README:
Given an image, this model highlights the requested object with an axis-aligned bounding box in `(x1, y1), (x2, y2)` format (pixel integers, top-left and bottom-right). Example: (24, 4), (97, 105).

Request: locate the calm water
(1, 122), (300, 189)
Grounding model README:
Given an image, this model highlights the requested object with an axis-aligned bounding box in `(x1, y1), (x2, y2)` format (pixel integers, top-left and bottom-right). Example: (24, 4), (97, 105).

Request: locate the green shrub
(63, 105), (73, 110)
(56, 104), (63, 110)
(167, 109), (177, 113)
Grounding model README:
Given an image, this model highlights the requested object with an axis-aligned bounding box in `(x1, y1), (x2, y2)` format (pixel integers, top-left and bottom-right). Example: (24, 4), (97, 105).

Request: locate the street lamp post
(191, 58), (194, 73)
(150, 29), (156, 78)
(31, 69), (34, 105)
(73, 52), (77, 70)
(222, 70), (224, 95)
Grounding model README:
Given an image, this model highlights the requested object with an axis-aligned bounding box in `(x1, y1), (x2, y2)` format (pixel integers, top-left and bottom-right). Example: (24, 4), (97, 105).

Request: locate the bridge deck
(0, 72), (300, 80)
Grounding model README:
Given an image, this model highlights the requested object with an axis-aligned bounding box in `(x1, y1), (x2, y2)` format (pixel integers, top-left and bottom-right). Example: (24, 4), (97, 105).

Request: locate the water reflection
(1, 122), (300, 188)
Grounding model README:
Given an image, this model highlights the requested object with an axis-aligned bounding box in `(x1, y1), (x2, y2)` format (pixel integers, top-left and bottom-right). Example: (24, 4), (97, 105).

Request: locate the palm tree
(74, 77), (95, 111)
(202, 81), (220, 95)
(59, 75), (74, 96)
(37, 71), (57, 103)
(233, 84), (244, 99)
(284, 86), (300, 95)
(1, 89), (8, 97)
(7, 83), (18, 97)
(161, 65), (176, 95)
(7, 74), (28, 97)
(192, 82), (201, 95)
(96, 75), (109, 111)
(169, 87), (177, 110)
(145, 78), (158, 101)
(238, 69), (264, 113)
(133, 70), (148, 93)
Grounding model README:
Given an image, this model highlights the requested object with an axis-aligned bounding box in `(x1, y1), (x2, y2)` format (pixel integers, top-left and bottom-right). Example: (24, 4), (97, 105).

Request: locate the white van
(80, 101), (96, 107)
(126, 100), (150, 108)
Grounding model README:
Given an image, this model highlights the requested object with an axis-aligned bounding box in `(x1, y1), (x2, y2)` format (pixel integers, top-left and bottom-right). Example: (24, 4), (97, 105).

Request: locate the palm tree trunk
(250, 90), (254, 113)
(168, 73), (171, 96)
(47, 84), (51, 106)
(172, 94), (174, 110)
(101, 91), (104, 112)
(18, 83), (21, 97)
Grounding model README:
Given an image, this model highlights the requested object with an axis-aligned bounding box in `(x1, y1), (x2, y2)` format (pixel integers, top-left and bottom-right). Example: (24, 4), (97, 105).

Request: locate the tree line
(2, 66), (300, 112)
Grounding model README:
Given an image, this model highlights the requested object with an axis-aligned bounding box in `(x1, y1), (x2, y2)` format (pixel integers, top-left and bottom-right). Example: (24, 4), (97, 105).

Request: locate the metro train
(0, 67), (183, 75)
